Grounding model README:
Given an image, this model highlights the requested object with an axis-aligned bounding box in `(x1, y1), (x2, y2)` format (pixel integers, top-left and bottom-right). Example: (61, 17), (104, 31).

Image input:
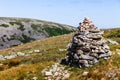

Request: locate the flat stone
(62, 73), (70, 79)
(77, 42), (84, 47)
(45, 71), (53, 76)
(17, 52), (25, 56)
(86, 34), (102, 40)
(34, 50), (40, 53)
(99, 53), (110, 58)
(81, 47), (91, 52)
(92, 36), (102, 40)
(79, 60), (90, 67)
(116, 49), (120, 55)
(0, 55), (6, 61)
(89, 29), (100, 33)
(90, 45), (97, 49)
(103, 44), (110, 49)
(93, 58), (99, 63)
(59, 49), (67, 52)
(74, 54), (79, 59)
(32, 77), (38, 80)
(81, 55), (94, 60)
(77, 50), (83, 54)
(79, 31), (86, 35)
(52, 64), (58, 73)
(82, 71), (89, 76)
(90, 53), (98, 58)
(4, 54), (17, 59)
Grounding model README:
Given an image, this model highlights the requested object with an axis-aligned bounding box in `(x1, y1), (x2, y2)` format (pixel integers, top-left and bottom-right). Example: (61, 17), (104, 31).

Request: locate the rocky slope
(0, 17), (75, 49)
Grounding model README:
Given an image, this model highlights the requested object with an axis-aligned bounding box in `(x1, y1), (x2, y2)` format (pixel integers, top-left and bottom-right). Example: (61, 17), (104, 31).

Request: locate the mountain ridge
(0, 17), (76, 49)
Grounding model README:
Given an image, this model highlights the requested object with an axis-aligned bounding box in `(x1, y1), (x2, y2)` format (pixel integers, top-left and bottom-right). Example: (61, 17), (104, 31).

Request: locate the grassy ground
(0, 28), (120, 80)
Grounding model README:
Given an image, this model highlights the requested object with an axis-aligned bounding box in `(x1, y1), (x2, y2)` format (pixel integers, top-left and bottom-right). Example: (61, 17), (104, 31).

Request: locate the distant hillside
(103, 28), (120, 43)
(0, 17), (76, 49)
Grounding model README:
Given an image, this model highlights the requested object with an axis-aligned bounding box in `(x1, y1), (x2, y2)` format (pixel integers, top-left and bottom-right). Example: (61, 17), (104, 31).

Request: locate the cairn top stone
(78, 17), (98, 32)
(83, 17), (92, 24)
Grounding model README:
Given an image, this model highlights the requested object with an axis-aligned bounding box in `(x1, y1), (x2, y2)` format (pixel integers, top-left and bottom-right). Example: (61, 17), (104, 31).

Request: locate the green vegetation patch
(31, 24), (75, 37)
(31, 24), (43, 32)
(0, 24), (9, 28)
(43, 27), (74, 36)
(9, 22), (25, 31)
(104, 28), (120, 38)
(10, 34), (35, 43)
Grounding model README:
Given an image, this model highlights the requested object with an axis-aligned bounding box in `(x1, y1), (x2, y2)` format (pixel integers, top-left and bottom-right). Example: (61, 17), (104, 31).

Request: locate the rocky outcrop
(61, 17), (112, 68)
(0, 17), (75, 49)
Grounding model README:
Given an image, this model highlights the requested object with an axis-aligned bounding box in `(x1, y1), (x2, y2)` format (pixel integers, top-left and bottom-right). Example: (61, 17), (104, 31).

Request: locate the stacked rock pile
(61, 17), (112, 68)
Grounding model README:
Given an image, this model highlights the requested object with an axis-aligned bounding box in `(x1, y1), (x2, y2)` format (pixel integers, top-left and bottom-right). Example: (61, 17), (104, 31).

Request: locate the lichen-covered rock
(61, 17), (112, 68)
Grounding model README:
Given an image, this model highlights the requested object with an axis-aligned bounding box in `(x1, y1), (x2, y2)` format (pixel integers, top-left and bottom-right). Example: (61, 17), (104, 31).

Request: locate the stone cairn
(61, 17), (112, 68)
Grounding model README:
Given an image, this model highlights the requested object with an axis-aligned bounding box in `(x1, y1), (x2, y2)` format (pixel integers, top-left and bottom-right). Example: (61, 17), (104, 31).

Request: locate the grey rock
(81, 47), (91, 52)
(93, 58), (99, 63)
(76, 50), (83, 54)
(81, 54), (94, 60)
(45, 71), (53, 76)
(90, 53), (98, 58)
(74, 54), (79, 59)
(4, 54), (17, 59)
(34, 50), (40, 53)
(0, 55), (6, 60)
(17, 52), (25, 56)
(79, 60), (90, 67)
(89, 29), (100, 33)
(82, 71), (89, 76)
(103, 44), (110, 49)
(32, 77), (38, 80)
(52, 64), (58, 73)
(62, 73), (70, 80)
(99, 53), (110, 58)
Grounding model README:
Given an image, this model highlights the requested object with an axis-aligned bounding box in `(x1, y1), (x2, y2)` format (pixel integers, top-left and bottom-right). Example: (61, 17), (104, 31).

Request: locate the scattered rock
(0, 55), (6, 61)
(82, 71), (89, 76)
(17, 52), (25, 56)
(58, 49), (67, 52)
(4, 54), (17, 59)
(42, 63), (70, 80)
(0, 63), (3, 66)
(116, 49), (120, 55)
(45, 71), (53, 76)
(104, 69), (120, 79)
(28, 51), (33, 54)
(62, 73), (70, 79)
(32, 77), (38, 80)
(106, 39), (119, 45)
(114, 77), (119, 80)
(0, 51), (35, 61)
(34, 50), (40, 53)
